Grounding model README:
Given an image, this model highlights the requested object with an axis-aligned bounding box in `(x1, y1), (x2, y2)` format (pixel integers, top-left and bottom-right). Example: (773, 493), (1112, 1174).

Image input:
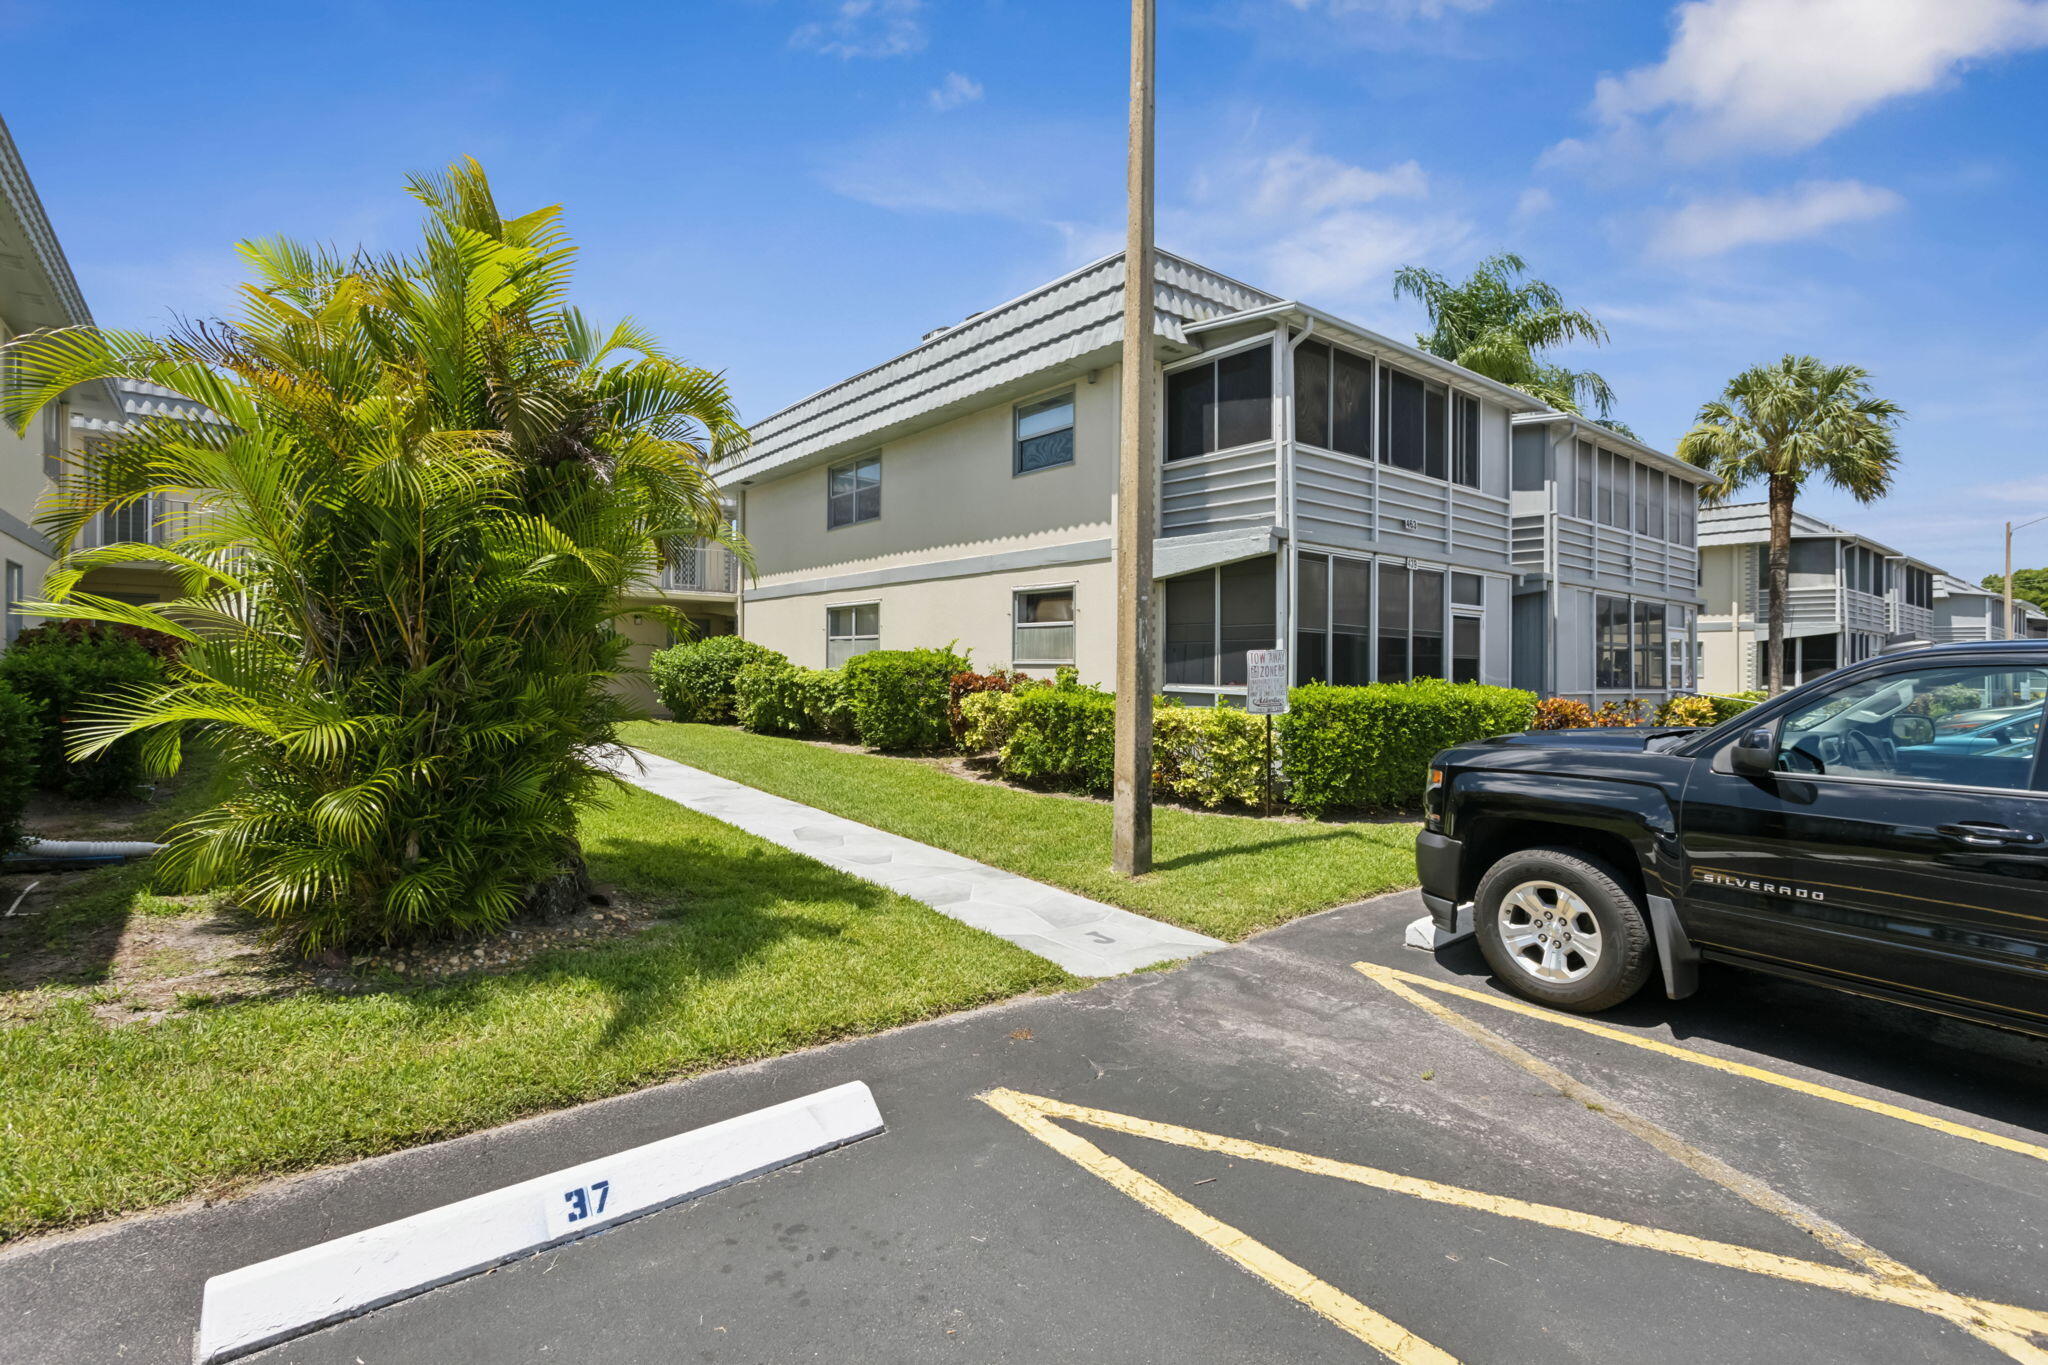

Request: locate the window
(1163, 557), (1275, 687)
(1166, 344), (1273, 461)
(1596, 595), (1631, 689)
(1296, 553), (1329, 684)
(827, 453), (881, 529)
(1633, 601), (1667, 690)
(1667, 476), (1694, 544)
(1293, 341), (1372, 458)
(826, 602), (879, 666)
(1377, 563), (1410, 682)
(1904, 566), (1934, 610)
(1013, 588), (1075, 664)
(1378, 365), (1444, 475)
(1452, 392), (1480, 488)
(1014, 392), (1075, 474)
(1451, 572), (1483, 606)
(1635, 466), (1655, 538)
(1574, 440), (1594, 519)
(1774, 664), (2048, 790)
(3, 561), (22, 646)
(1452, 616), (1481, 684)
(1596, 450), (1630, 529)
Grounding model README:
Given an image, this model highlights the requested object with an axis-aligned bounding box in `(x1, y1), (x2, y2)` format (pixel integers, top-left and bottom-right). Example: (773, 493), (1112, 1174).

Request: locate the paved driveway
(6, 891), (2045, 1364)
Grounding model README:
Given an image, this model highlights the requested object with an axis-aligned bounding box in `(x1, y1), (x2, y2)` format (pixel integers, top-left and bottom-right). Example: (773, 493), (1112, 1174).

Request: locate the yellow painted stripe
(985, 1089), (2048, 1361)
(1352, 961), (2048, 1165)
(978, 1089), (1460, 1365)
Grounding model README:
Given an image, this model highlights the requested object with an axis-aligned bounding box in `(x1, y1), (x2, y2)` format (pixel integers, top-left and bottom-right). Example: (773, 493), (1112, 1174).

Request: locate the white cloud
(1513, 186), (1554, 220)
(927, 72), (983, 112)
(1170, 146), (1466, 302)
(1648, 179), (1903, 258)
(792, 0), (925, 59)
(1567, 0), (2048, 160)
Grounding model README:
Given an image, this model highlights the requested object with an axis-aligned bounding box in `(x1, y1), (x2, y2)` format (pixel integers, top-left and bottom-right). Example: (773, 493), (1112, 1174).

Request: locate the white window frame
(1013, 389), (1076, 477)
(826, 600), (880, 666)
(1163, 337), (1278, 464)
(1012, 584), (1076, 665)
(826, 452), (881, 530)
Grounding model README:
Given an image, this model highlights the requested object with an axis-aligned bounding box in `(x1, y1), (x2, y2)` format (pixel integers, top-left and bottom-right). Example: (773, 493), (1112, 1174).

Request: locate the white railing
(76, 496), (201, 551)
(659, 543), (740, 595)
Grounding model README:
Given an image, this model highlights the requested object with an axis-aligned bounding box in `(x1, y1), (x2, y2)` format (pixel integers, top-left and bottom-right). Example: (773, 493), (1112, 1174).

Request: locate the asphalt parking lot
(6, 889), (2045, 1364)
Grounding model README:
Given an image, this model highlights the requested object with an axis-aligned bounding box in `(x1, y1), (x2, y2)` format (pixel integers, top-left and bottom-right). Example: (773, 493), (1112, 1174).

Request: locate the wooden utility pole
(1112, 0), (1157, 876)
(2007, 520), (2016, 642)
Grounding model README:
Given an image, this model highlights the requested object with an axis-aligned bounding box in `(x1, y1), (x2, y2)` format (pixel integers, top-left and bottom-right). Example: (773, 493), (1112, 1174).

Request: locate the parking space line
(982, 1089), (2048, 1363)
(1353, 962), (2048, 1165)
(978, 1089), (1458, 1364)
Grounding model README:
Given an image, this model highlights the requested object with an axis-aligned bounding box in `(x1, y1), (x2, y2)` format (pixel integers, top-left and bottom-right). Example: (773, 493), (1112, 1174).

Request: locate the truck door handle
(1936, 822), (2045, 846)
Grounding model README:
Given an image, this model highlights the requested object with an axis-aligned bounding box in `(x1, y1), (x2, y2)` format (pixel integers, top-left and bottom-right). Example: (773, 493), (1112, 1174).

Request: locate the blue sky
(6, 0), (2046, 577)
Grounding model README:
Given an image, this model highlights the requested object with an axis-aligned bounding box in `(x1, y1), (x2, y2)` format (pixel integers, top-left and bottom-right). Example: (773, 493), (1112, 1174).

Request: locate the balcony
(653, 542), (741, 597)
(75, 495), (201, 551)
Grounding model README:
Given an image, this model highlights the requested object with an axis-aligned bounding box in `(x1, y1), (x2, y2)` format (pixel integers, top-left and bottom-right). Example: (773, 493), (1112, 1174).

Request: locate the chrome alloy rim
(1496, 880), (1602, 985)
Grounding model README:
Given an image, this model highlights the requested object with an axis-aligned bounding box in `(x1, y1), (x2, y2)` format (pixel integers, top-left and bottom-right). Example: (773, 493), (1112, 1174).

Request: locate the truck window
(1775, 665), (2048, 790)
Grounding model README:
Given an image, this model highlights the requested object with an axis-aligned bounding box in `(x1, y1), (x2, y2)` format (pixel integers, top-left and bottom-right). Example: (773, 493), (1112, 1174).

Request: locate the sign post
(1245, 649), (1288, 817)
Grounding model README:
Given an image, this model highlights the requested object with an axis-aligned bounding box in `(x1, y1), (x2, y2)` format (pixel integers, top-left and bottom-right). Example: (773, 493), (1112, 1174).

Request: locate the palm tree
(1676, 356), (1904, 696)
(0, 160), (747, 951)
(1393, 252), (1616, 417)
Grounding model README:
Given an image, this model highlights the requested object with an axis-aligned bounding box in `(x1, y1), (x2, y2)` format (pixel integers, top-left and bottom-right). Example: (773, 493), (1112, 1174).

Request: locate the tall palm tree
(0, 160), (747, 951)
(1677, 356), (1904, 696)
(1393, 252), (1616, 417)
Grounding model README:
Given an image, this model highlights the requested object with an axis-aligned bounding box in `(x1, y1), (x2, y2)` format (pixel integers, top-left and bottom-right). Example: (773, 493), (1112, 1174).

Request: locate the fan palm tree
(1393, 252), (1616, 417)
(0, 160), (747, 951)
(1676, 356), (1903, 696)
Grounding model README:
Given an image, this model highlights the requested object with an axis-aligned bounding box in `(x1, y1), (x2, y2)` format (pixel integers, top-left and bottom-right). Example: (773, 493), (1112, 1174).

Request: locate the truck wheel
(1473, 847), (1653, 1013)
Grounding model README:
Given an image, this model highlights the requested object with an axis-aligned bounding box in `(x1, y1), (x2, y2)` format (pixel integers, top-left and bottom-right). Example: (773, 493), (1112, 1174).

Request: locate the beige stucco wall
(743, 556), (1117, 684)
(740, 367), (1118, 587)
(0, 318), (58, 627)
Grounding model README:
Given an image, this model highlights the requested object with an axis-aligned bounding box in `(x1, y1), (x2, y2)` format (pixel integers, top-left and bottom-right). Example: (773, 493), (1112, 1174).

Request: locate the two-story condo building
(1932, 572), (2048, 642)
(1, 114), (119, 649)
(1696, 503), (1944, 692)
(717, 251), (1709, 707)
(1507, 411), (1711, 704)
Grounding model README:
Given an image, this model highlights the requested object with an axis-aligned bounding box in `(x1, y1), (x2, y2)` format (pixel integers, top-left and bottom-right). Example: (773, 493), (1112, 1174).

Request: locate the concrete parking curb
(194, 1080), (884, 1364)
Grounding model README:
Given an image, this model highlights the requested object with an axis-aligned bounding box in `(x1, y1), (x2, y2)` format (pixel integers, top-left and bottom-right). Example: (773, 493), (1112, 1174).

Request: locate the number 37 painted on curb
(547, 1179), (612, 1237)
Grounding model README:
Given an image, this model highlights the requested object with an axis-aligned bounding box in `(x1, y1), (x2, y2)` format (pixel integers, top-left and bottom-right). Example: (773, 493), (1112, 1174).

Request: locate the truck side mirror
(1730, 726), (1777, 777)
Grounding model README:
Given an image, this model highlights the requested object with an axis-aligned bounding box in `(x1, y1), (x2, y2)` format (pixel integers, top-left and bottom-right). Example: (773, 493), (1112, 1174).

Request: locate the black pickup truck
(1418, 642), (2048, 1038)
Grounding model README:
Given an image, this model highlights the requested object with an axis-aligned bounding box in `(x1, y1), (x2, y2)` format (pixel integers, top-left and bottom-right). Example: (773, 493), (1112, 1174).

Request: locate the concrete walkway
(606, 748), (1224, 977)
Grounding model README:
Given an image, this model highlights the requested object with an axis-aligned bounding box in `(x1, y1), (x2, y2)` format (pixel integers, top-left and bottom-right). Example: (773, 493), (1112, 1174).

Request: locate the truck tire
(1473, 846), (1653, 1013)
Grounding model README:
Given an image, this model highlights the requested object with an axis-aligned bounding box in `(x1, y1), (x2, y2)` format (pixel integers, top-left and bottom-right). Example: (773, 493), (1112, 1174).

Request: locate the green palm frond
(1394, 252), (1617, 418)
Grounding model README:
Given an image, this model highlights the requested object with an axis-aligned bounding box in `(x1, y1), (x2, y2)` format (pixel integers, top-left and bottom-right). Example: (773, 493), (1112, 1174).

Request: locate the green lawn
(0, 782), (1071, 1240)
(621, 721), (1421, 941)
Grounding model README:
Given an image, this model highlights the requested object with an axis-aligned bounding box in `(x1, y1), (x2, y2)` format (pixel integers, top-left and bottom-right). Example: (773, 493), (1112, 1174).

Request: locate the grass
(620, 721), (1420, 941)
(0, 781), (1072, 1240)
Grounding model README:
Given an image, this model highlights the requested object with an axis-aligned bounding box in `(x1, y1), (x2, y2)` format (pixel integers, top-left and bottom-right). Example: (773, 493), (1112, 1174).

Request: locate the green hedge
(1154, 704), (1272, 809)
(734, 661), (856, 741)
(649, 636), (786, 723)
(0, 680), (37, 854)
(1000, 682), (1116, 791)
(841, 647), (969, 751)
(1707, 690), (1766, 723)
(1277, 680), (1537, 816)
(0, 623), (165, 799)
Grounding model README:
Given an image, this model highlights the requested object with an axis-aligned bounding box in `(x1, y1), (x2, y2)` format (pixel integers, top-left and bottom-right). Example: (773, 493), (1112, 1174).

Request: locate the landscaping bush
(1655, 694), (1721, 728)
(1706, 690), (1766, 723)
(841, 646), (969, 751)
(948, 669), (1029, 743)
(1531, 696), (1595, 730)
(0, 622), (165, 798)
(998, 677), (1116, 792)
(1591, 697), (1650, 727)
(958, 688), (1026, 756)
(0, 680), (37, 854)
(1154, 704), (1273, 809)
(1278, 680), (1537, 816)
(651, 636), (787, 724)
(733, 660), (809, 735)
(798, 668), (856, 741)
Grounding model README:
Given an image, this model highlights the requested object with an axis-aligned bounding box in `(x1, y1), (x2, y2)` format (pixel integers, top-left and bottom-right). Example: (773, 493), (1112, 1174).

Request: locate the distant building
(1696, 503), (1941, 692)
(1932, 572), (2048, 642)
(716, 251), (1712, 707)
